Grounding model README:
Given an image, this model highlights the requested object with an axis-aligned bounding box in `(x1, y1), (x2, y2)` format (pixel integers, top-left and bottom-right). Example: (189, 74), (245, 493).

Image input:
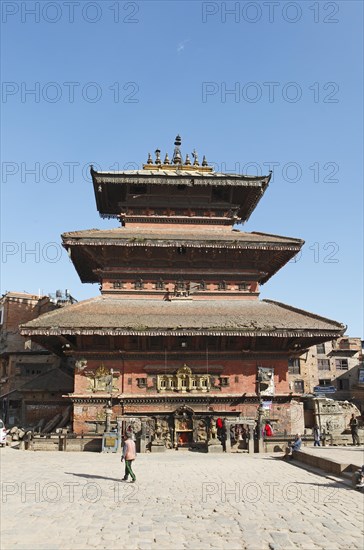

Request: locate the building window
(318, 359), (330, 371)
(319, 379), (332, 386)
(155, 279), (165, 290)
(127, 378), (132, 385)
(218, 281), (227, 291)
(220, 377), (230, 387)
(335, 359), (349, 370)
(238, 282), (247, 291)
(316, 344), (326, 354)
(137, 378), (147, 388)
(21, 366), (42, 376)
(134, 279), (144, 290)
(113, 281), (124, 289)
(199, 280), (206, 291)
(294, 380), (304, 393)
(338, 379), (349, 390)
(0, 307), (4, 325)
(288, 358), (300, 374)
(235, 376), (239, 383)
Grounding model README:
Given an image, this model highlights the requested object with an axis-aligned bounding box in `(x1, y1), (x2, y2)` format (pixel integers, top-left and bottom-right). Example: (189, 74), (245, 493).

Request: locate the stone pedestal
(207, 439), (223, 453)
(151, 441), (166, 452)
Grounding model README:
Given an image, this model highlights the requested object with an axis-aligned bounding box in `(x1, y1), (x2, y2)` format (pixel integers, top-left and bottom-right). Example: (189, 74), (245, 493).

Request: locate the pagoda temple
(21, 136), (345, 448)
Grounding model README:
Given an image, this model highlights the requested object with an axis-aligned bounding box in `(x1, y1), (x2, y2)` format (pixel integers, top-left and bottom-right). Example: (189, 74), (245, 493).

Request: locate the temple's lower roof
(21, 297), (345, 338)
(62, 228), (302, 247)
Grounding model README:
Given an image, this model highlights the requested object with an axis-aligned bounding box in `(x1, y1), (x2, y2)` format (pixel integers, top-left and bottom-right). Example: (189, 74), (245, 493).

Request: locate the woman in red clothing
(264, 421), (273, 437)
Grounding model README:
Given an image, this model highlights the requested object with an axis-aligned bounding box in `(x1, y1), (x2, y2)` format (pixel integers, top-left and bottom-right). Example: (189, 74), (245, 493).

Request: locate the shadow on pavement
(65, 472), (122, 483)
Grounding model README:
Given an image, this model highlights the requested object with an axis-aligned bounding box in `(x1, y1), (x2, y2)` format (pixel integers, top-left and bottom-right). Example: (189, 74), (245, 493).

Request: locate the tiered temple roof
(21, 296), (345, 338)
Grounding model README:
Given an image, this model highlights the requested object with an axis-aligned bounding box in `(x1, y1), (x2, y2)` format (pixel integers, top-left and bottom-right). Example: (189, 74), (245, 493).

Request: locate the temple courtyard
(1, 447), (363, 550)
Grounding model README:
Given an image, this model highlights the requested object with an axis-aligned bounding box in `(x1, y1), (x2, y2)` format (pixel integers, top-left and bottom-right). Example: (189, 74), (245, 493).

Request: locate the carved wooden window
(137, 378), (147, 388)
(220, 377), (230, 386)
(218, 281), (227, 291)
(134, 279), (144, 290)
(113, 281), (124, 289)
(175, 280), (185, 291)
(155, 279), (165, 290)
(238, 282), (247, 291)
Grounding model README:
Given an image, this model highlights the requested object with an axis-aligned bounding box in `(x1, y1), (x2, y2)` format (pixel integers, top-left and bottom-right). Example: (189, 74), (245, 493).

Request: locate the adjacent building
(0, 291), (74, 426)
(289, 337), (364, 411)
(21, 137), (346, 445)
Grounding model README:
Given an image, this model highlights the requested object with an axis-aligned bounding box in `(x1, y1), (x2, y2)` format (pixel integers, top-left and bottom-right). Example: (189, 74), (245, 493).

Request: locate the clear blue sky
(1, 1), (363, 337)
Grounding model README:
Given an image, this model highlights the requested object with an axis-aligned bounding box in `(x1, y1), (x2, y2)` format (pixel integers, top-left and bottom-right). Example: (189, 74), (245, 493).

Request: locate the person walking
(121, 433), (137, 482)
(313, 425), (321, 446)
(349, 414), (360, 446)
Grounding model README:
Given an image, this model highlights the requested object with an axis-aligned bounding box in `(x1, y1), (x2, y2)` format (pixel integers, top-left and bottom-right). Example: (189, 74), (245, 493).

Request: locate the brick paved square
(1, 448), (363, 549)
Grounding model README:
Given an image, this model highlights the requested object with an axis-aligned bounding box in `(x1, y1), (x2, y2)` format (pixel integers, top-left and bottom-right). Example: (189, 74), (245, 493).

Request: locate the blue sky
(1, 0), (363, 337)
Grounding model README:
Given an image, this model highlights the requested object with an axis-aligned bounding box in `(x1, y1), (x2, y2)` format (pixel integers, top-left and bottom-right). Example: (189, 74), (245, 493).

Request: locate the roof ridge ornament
(192, 149), (199, 166)
(147, 153), (153, 165)
(155, 149), (161, 165)
(173, 134), (182, 164)
(202, 155), (208, 167)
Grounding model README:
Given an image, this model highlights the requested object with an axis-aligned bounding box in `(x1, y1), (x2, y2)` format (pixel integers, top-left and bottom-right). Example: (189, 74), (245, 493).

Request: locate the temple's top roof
(21, 296), (345, 338)
(91, 136), (271, 223)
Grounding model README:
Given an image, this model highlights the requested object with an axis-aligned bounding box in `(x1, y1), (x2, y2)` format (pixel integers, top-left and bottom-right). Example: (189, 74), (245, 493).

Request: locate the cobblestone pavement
(1, 447), (363, 550)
